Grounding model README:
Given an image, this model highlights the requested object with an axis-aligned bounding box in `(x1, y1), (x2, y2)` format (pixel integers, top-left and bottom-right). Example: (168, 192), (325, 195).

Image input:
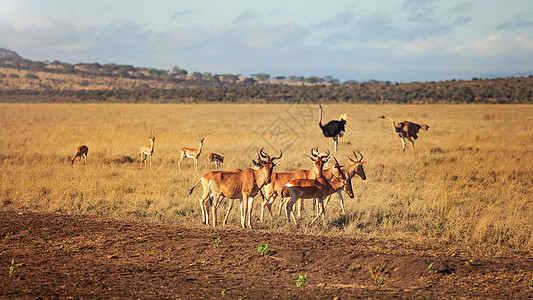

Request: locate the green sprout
(257, 244), (271, 256)
(296, 273), (307, 289)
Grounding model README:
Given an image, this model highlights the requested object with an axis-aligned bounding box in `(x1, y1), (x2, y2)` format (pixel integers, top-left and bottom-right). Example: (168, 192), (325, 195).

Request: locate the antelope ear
(252, 160), (261, 167)
(359, 161), (366, 164)
(273, 161), (279, 166)
(348, 157), (356, 163)
(308, 156), (316, 162)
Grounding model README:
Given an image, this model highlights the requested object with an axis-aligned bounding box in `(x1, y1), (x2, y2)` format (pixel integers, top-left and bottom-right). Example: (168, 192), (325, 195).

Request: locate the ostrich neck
(386, 118), (397, 130)
(318, 106), (323, 126)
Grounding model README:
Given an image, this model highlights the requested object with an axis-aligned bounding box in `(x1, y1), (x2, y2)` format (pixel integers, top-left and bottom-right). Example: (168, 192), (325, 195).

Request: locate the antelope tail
(281, 185), (288, 198)
(420, 123), (429, 131)
(189, 177), (203, 195)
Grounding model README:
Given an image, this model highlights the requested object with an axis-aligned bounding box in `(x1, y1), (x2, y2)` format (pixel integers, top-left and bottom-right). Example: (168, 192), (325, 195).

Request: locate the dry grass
(0, 103), (531, 255)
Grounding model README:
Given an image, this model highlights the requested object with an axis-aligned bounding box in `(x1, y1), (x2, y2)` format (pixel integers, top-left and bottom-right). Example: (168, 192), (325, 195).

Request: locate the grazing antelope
(282, 170), (354, 226)
(378, 116), (429, 152)
(259, 148), (330, 222)
(322, 152), (367, 213)
(71, 145), (88, 165)
(206, 152), (224, 169)
(179, 136), (205, 171)
(209, 148), (282, 229)
(189, 168), (242, 226)
(140, 132), (156, 167)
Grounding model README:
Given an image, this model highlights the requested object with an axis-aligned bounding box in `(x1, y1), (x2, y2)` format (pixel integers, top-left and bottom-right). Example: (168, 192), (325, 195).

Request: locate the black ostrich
(318, 105), (348, 152)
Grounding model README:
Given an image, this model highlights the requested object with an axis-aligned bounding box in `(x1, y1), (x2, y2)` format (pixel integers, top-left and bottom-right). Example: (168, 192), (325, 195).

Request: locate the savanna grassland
(0, 103), (532, 257)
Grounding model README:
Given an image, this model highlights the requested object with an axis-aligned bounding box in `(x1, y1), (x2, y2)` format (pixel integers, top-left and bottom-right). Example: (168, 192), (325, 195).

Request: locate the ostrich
(318, 105), (348, 152)
(378, 116), (429, 152)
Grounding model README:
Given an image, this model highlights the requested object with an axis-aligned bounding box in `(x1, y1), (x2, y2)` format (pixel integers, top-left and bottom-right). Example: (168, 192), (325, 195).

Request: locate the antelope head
(333, 170), (354, 198)
(309, 147), (329, 177)
(348, 151), (366, 180)
(197, 136), (205, 145)
(255, 148), (282, 184)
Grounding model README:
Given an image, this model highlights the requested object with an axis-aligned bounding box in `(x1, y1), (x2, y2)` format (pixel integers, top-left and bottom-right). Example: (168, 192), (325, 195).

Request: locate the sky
(0, 0), (532, 82)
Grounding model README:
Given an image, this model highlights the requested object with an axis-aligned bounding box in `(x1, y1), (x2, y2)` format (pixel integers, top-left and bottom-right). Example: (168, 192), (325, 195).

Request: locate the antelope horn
(324, 149), (330, 158)
(311, 147), (319, 157)
(272, 149), (283, 161)
(333, 157), (339, 165)
(357, 151), (363, 162)
(352, 151), (359, 162)
(256, 150), (265, 164)
(259, 148), (271, 160)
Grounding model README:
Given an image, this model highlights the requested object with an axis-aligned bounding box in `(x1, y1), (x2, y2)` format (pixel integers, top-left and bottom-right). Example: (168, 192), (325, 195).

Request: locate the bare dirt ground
(1, 211), (532, 299)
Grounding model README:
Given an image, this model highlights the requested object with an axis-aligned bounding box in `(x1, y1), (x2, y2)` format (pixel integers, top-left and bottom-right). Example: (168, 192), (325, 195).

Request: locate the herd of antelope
(70, 105), (429, 229)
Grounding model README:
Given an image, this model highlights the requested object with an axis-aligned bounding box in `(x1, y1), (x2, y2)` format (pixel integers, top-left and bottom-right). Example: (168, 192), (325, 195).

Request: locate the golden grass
(0, 103), (531, 255)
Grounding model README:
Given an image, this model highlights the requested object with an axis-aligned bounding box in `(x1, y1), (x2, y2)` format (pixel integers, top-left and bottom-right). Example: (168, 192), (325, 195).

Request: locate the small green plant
(9, 259), (16, 277)
(4, 234), (11, 242)
(211, 237), (221, 248)
(221, 289), (226, 296)
(176, 209), (194, 217)
(368, 266), (385, 285)
(529, 273), (533, 288)
(296, 273), (307, 289)
(465, 259), (474, 265)
(412, 292), (420, 297)
(428, 262), (438, 274)
(257, 244), (271, 256)
(189, 259), (207, 266)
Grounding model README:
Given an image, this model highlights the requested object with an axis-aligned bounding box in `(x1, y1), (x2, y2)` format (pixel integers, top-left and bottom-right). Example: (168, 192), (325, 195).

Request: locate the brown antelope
(140, 132), (156, 167)
(208, 148), (282, 229)
(259, 148), (330, 222)
(322, 152), (367, 213)
(71, 145), (88, 165)
(189, 168), (242, 226)
(179, 136), (205, 171)
(206, 152), (224, 169)
(281, 169), (354, 226)
(378, 116), (429, 152)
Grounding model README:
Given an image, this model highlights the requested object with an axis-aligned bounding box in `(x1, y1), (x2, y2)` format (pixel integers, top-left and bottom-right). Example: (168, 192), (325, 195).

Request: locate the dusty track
(1, 211), (532, 299)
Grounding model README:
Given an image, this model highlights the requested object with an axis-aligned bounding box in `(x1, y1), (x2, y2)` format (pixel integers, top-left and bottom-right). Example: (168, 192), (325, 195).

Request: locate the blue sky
(1, 0), (532, 82)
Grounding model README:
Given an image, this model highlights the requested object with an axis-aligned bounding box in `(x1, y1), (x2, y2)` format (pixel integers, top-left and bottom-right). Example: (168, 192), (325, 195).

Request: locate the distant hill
(0, 48), (21, 61)
(0, 48), (532, 104)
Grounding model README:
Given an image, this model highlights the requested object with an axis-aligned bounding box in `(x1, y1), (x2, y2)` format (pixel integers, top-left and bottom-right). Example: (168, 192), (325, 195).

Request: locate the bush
(25, 73), (40, 80)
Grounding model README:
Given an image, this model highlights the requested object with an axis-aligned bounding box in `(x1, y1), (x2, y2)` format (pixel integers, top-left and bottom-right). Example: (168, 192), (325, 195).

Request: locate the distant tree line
(1, 77), (532, 104)
(0, 48), (532, 104)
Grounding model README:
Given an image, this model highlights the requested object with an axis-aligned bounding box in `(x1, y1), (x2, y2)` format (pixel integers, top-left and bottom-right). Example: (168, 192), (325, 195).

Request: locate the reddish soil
(1, 211), (532, 299)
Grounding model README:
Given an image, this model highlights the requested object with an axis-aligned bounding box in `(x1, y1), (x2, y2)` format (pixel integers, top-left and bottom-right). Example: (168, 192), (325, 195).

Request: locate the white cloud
(398, 34), (533, 57)
(9, 16), (53, 31)
(446, 34), (533, 56)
